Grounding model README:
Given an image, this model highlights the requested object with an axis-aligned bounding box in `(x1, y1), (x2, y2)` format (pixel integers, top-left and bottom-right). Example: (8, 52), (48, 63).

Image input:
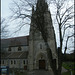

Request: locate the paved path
(9, 67), (67, 75)
(28, 70), (54, 75)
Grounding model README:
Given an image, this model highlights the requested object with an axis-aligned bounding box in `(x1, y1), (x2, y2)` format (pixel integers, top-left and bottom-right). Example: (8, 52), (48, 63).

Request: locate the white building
(1, 36), (29, 70)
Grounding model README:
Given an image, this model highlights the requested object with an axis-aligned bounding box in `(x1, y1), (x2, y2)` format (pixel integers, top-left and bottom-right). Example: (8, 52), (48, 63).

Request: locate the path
(28, 70), (54, 75)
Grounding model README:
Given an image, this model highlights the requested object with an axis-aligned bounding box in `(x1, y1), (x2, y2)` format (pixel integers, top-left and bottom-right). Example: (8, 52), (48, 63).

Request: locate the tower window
(40, 44), (42, 49)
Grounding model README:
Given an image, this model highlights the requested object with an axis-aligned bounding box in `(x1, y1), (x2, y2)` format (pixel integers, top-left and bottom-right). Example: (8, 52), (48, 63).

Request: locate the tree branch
(62, 24), (74, 42)
(64, 34), (74, 54)
(60, 5), (73, 21)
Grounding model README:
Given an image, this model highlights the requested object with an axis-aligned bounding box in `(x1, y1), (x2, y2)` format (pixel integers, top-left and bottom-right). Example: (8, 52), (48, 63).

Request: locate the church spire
(36, 0), (48, 13)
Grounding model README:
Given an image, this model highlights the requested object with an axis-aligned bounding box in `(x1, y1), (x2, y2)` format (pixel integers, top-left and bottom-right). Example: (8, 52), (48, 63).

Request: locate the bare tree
(49, 0), (74, 75)
(9, 0), (74, 75)
(0, 18), (9, 38)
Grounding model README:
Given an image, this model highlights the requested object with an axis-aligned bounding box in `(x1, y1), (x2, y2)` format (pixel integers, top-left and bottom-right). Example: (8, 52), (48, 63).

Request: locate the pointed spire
(36, 0), (48, 13)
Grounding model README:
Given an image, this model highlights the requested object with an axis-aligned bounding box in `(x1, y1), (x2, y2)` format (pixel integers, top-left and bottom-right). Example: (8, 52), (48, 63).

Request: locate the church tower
(28, 0), (57, 71)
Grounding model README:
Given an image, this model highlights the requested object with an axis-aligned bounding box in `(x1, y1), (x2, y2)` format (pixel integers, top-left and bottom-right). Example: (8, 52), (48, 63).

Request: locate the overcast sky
(1, 0), (30, 38)
(1, 0), (12, 18)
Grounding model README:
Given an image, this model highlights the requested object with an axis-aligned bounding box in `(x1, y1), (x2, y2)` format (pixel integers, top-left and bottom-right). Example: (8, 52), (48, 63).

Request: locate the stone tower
(28, 0), (57, 71)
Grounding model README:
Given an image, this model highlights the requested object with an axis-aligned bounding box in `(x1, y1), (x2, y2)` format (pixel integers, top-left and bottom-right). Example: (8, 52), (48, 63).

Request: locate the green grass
(62, 71), (75, 75)
(62, 71), (70, 75)
(62, 62), (75, 70)
(62, 62), (75, 75)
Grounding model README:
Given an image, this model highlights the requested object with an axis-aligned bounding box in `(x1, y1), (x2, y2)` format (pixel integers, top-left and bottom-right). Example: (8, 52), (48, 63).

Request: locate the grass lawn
(62, 71), (75, 75)
(62, 71), (70, 75)
(62, 62), (75, 75)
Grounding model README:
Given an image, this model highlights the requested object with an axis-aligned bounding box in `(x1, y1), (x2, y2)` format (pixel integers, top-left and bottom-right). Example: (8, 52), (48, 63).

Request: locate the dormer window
(8, 47), (11, 51)
(18, 46), (21, 51)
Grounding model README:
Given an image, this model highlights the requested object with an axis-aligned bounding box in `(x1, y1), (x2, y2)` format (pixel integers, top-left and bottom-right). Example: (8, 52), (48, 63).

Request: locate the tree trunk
(57, 25), (63, 75)
(42, 36), (58, 75)
(57, 47), (62, 75)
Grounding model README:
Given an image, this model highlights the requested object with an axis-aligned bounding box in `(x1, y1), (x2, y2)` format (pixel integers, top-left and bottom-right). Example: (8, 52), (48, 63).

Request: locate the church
(1, 0), (57, 71)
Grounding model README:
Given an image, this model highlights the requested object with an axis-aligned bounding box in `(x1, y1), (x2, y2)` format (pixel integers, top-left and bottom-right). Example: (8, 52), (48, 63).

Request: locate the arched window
(23, 60), (25, 64)
(11, 60), (13, 64)
(40, 44), (42, 49)
(8, 46), (11, 51)
(18, 46), (21, 51)
(14, 60), (16, 64)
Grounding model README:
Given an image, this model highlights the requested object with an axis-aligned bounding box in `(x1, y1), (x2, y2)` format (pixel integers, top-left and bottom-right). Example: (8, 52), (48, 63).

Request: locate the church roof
(1, 51), (28, 59)
(1, 36), (29, 59)
(1, 53), (11, 59)
(1, 36), (29, 48)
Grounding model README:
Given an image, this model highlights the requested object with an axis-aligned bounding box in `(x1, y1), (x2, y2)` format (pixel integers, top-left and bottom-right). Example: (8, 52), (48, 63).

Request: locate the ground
(11, 70), (74, 75)
(9, 62), (75, 75)
(10, 68), (68, 75)
(28, 70), (54, 75)
(14, 70), (53, 75)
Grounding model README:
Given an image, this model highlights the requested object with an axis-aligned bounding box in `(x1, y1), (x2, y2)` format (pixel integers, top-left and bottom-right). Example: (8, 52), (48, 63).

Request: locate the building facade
(1, 36), (29, 70)
(1, 0), (57, 71)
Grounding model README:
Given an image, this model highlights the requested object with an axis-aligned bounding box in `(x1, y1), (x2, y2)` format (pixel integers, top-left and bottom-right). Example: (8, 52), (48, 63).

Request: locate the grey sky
(1, 0), (30, 37)
(1, 0), (12, 18)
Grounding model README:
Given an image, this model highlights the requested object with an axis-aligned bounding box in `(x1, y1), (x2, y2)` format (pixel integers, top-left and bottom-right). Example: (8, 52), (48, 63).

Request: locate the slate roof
(1, 36), (29, 59)
(1, 36), (29, 48)
(1, 53), (11, 59)
(1, 51), (28, 59)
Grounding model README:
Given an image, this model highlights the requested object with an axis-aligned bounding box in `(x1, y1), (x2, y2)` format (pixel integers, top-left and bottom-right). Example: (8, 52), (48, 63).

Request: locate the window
(2, 60), (4, 64)
(40, 44), (42, 49)
(23, 60), (25, 64)
(11, 60), (13, 64)
(26, 60), (28, 64)
(14, 60), (16, 64)
(18, 46), (21, 51)
(8, 47), (11, 51)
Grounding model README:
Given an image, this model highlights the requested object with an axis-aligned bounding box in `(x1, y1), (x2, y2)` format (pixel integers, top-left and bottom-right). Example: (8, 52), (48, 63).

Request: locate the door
(24, 66), (27, 70)
(39, 60), (45, 69)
